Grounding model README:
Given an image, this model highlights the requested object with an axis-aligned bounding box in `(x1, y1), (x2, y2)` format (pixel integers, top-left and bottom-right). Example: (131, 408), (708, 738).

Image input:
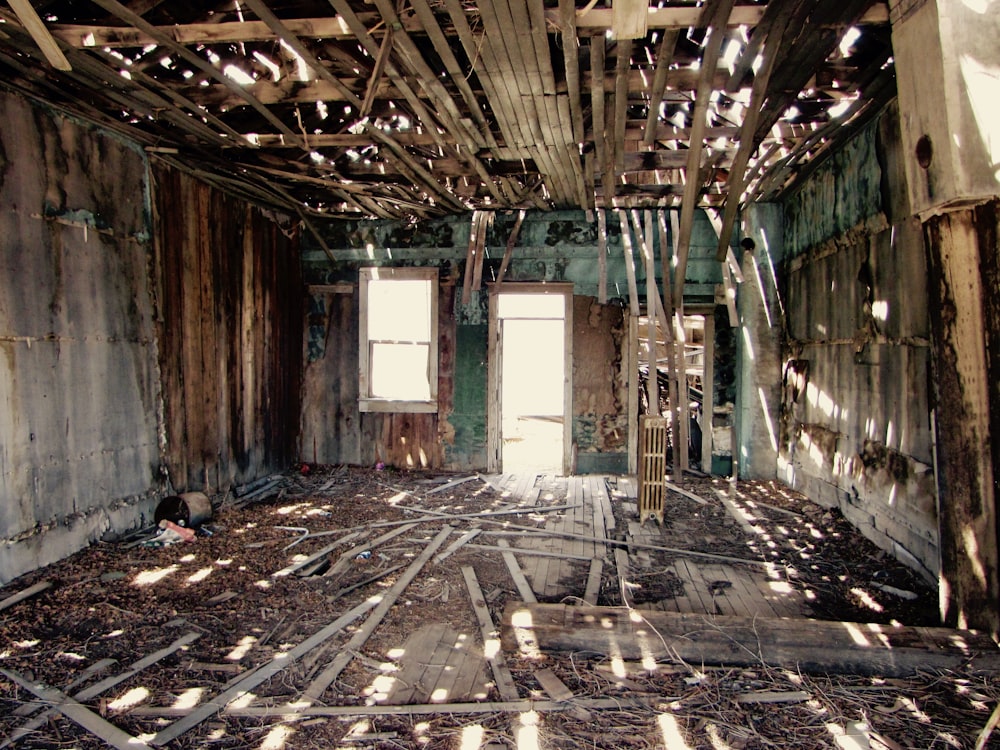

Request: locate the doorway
(488, 285), (573, 474)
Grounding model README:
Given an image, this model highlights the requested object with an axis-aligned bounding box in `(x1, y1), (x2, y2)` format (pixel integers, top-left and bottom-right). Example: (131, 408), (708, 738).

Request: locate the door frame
(487, 283), (574, 474)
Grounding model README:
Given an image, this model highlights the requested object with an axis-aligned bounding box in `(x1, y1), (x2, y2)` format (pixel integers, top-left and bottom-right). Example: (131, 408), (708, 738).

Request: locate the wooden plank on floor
(753, 564), (803, 618)
(435, 528), (483, 563)
(385, 624), (448, 705)
(0, 581), (52, 613)
(462, 566), (519, 701)
(502, 603), (1000, 677)
(497, 539), (538, 603)
(3, 632), (201, 748)
(664, 564), (695, 614)
(614, 548), (635, 608)
(700, 563), (776, 618)
(0, 669), (151, 750)
(301, 526), (454, 703)
(671, 559), (716, 615)
(687, 561), (735, 616)
(438, 631), (491, 704)
(583, 558), (603, 605)
(534, 668), (574, 702)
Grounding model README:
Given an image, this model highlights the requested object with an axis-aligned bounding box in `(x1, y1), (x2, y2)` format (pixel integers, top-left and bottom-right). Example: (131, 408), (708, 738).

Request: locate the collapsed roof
(0, 0), (894, 222)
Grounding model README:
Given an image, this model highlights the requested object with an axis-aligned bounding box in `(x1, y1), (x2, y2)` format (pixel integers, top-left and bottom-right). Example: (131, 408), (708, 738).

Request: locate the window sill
(359, 399), (438, 414)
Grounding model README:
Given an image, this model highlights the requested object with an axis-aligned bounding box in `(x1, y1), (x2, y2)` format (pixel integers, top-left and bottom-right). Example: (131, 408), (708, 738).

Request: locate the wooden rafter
(87, 0), (303, 145)
(672, 0), (735, 307)
(239, 0), (362, 109)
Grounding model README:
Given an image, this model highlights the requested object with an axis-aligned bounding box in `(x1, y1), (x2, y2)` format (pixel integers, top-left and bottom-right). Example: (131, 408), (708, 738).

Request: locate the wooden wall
(778, 106), (939, 583)
(152, 165), (303, 493)
(300, 274), (456, 470)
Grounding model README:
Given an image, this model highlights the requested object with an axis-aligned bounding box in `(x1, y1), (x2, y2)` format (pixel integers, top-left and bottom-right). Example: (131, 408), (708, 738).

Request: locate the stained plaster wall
(0, 90), (305, 584)
(300, 209), (730, 473)
(0, 90), (161, 583)
(778, 104), (938, 581)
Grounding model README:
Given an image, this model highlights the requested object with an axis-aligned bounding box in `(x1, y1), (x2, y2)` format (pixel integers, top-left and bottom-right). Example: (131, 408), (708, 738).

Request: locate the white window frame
(358, 267), (439, 413)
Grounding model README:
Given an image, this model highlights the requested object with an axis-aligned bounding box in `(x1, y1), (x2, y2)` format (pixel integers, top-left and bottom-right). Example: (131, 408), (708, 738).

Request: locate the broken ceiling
(0, 0), (894, 221)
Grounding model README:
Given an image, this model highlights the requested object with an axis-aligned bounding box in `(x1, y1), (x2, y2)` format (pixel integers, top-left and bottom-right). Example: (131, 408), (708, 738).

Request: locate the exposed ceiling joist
(0, 1), (895, 221)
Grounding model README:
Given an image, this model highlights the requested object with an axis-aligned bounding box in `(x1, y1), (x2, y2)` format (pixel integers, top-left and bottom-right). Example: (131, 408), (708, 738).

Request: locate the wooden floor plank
(385, 624), (448, 705)
(689, 562), (736, 616)
(583, 558), (603, 605)
(504, 603), (1000, 677)
(673, 559), (717, 615)
(753, 564), (803, 618)
(463, 566), (519, 701)
(497, 539), (538, 603)
(442, 632), (491, 703)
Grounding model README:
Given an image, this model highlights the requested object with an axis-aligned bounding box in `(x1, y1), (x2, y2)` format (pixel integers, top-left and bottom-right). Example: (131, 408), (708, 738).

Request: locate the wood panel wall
(153, 164), (303, 493)
(300, 279), (454, 470)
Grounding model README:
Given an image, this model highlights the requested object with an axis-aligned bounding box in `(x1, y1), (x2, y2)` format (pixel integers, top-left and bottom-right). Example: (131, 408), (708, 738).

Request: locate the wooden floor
(491, 473), (804, 615)
(378, 473), (805, 704)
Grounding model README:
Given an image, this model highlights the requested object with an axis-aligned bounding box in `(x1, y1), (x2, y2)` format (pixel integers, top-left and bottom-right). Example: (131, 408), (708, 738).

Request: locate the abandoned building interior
(2, 0), (1000, 747)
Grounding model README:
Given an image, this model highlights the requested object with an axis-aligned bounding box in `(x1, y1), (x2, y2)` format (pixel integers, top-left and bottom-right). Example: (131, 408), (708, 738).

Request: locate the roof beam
(673, 0), (734, 307)
(239, 0), (362, 109)
(87, 0), (302, 145)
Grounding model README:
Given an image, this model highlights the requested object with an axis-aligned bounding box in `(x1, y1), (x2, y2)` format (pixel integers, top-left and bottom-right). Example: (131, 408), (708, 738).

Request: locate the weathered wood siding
(300, 210), (703, 471)
(0, 91), (160, 583)
(153, 165), (302, 492)
(924, 199), (1000, 632)
(779, 108), (938, 582)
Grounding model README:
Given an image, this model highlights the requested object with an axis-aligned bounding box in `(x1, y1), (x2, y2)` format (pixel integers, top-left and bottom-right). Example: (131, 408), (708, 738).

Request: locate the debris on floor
(0, 466), (995, 749)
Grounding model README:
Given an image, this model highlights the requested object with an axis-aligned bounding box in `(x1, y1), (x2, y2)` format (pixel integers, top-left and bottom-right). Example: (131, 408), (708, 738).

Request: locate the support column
(924, 204), (1000, 634)
(736, 203), (784, 481)
(892, 0), (1000, 633)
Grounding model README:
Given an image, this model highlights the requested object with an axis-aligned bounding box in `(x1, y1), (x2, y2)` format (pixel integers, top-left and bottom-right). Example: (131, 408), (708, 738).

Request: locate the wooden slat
(672, 0), (735, 306)
(408, 0), (496, 147)
(558, 0), (585, 146)
(132, 697), (649, 718)
(0, 580), (52, 612)
(1, 633), (200, 749)
(0, 669), (150, 750)
(148, 599), (379, 746)
(505, 603), (997, 678)
(612, 39), (632, 173)
(463, 566), (519, 701)
(617, 210), (641, 316)
(328, 0), (450, 154)
(497, 539), (538, 603)
(87, 0), (301, 143)
(641, 30), (680, 147)
(299, 526), (454, 704)
(714, 11), (792, 262)
(495, 209), (525, 286)
(6, 0), (71, 70)
(240, 0), (361, 108)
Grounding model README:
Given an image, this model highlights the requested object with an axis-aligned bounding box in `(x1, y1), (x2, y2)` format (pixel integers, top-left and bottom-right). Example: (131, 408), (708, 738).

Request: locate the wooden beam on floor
(463, 565), (520, 701)
(2, 668), (150, 750)
(1, 632), (200, 749)
(497, 539), (538, 603)
(501, 603), (1000, 677)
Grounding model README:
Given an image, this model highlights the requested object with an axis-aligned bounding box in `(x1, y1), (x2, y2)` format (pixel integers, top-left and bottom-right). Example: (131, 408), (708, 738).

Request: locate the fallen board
(501, 603), (1000, 677)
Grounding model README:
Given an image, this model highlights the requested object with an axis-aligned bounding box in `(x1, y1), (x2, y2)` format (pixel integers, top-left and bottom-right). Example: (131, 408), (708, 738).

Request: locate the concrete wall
(777, 105), (939, 582)
(0, 91), (161, 582)
(300, 209), (728, 472)
(0, 90), (304, 584)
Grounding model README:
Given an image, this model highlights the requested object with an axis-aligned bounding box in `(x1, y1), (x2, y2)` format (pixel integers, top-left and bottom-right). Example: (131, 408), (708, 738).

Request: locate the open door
(488, 285), (573, 474)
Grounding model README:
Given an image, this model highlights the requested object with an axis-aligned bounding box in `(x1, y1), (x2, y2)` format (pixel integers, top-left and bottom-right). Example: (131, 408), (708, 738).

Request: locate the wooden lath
(0, 0), (899, 220)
